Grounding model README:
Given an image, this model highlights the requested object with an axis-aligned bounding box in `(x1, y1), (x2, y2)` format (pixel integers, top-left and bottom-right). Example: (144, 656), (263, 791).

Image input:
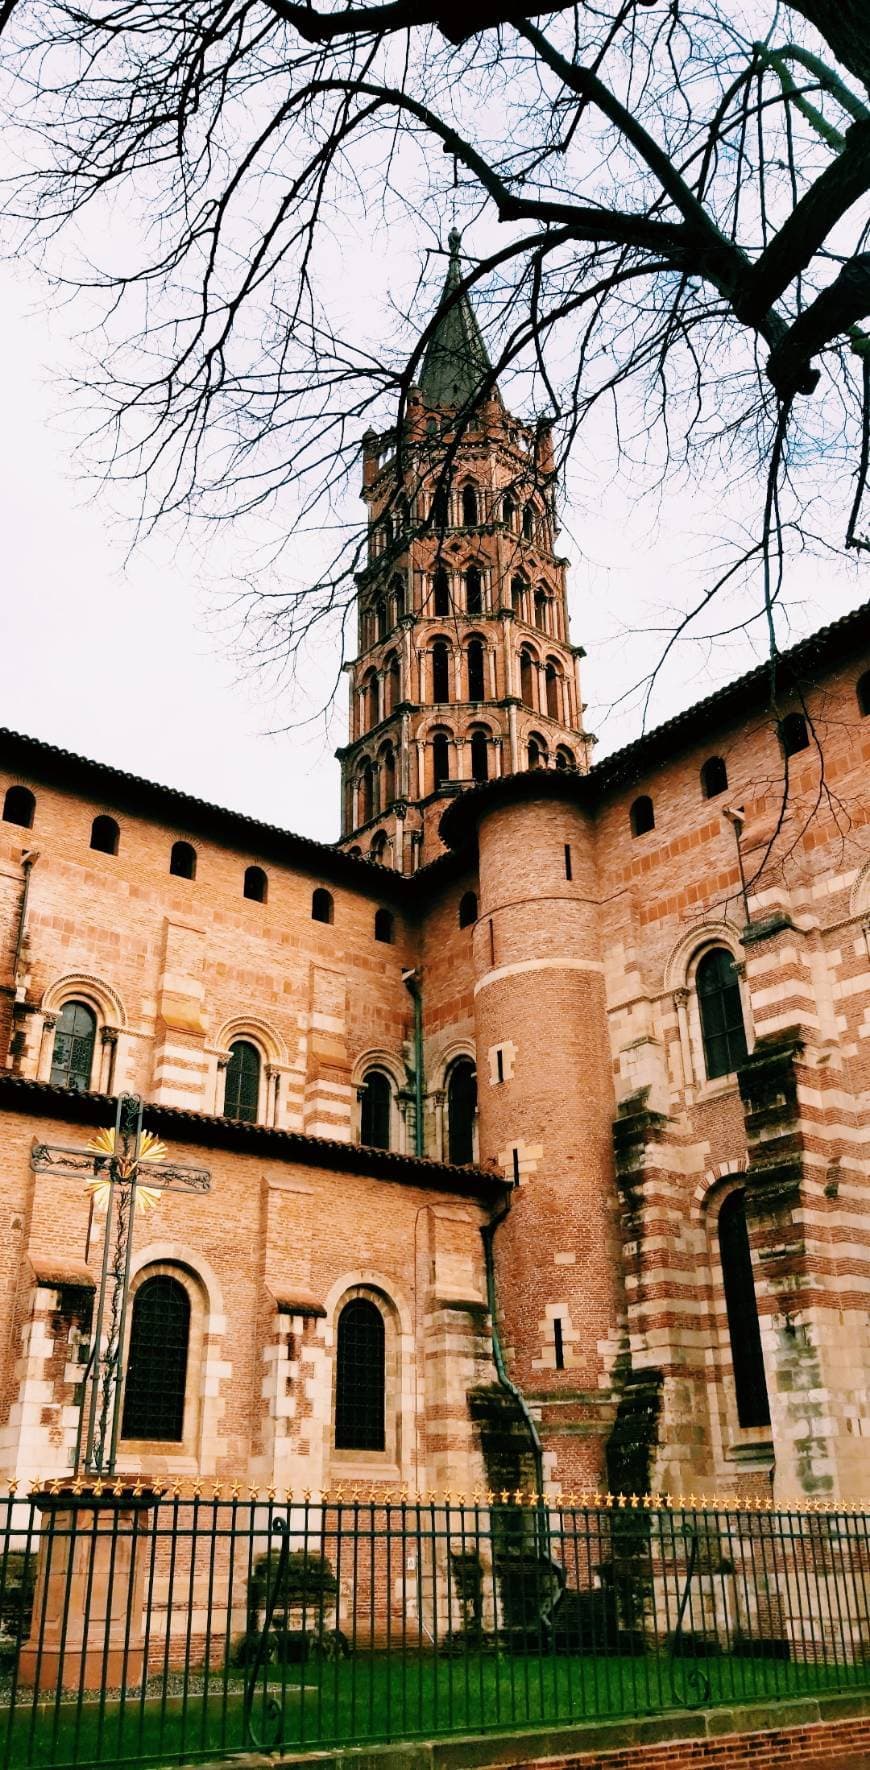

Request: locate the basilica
(1, 236), (870, 1504)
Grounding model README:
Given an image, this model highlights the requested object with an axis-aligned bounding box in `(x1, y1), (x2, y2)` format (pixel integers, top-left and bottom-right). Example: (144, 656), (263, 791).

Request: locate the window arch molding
(40, 972), (126, 1090)
(351, 1050), (406, 1151)
(323, 1275), (410, 1474)
(213, 1016), (286, 1123)
(849, 856), (870, 919)
(121, 1247), (223, 1469)
(664, 924), (750, 1090)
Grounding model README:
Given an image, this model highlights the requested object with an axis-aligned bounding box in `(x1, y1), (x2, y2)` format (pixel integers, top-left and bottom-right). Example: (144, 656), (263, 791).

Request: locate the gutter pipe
(481, 1188), (545, 1503)
(402, 968), (425, 1157)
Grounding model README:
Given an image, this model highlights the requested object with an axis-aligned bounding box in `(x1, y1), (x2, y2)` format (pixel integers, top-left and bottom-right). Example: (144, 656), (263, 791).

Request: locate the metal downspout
(402, 968), (425, 1156)
(12, 851), (37, 987)
(481, 1191), (544, 1502)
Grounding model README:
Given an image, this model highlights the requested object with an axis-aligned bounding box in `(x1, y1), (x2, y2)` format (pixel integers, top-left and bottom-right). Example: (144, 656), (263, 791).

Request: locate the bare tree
(1, 0), (869, 686)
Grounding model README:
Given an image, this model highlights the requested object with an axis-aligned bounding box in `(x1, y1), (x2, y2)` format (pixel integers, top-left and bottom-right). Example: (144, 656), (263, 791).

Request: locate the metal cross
(31, 1093), (211, 1475)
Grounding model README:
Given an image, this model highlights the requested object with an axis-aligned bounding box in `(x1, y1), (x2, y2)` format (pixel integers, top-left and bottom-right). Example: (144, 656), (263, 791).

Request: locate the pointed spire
(418, 230), (496, 411)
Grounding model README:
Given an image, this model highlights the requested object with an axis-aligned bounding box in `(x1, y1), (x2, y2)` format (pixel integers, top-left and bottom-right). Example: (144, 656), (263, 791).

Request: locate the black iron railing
(0, 1483), (867, 1767)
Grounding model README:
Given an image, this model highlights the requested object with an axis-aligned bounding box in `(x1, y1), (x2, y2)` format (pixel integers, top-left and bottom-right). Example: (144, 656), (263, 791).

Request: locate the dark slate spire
(418, 229), (496, 410)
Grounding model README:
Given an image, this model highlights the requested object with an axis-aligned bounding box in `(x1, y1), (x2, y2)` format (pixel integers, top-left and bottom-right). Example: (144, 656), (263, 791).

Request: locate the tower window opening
(512, 1147), (520, 1185)
(564, 843), (572, 880)
(431, 485), (449, 529)
(447, 1057), (477, 1164)
(370, 831), (388, 863)
(376, 598), (388, 642)
(312, 887), (334, 924)
(534, 591), (547, 632)
(523, 505), (534, 541)
(374, 907), (394, 943)
(169, 839), (196, 880)
(244, 864), (268, 903)
(718, 1189), (771, 1429)
(701, 756), (728, 799)
(432, 732), (451, 787)
(458, 890), (477, 928)
(779, 711), (809, 756)
(386, 654), (401, 714)
(462, 484), (479, 527)
(381, 745), (396, 806)
(389, 575), (405, 622)
(556, 746), (574, 770)
(527, 735), (546, 770)
(3, 785), (35, 828)
(470, 729), (489, 783)
(90, 814), (120, 856)
(495, 1047), (504, 1083)
(545, 661), (561, 721)
(553, 1318), (565, 1370)
(465, 566), (483, 615)
(433, 569), (450, 617)
(359, 761), (376, 823)
(432, 641), (451, 704)
(858, 670), (870, 716)
(467, 639), (485, 702)
(511, 577), (525, 620)
(503, 495), (516, 530)
(520, 650), (535, 709)
(630, 795), (654, 837)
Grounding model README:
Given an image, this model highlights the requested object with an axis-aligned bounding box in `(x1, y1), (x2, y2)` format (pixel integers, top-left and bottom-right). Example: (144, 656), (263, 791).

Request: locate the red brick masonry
(509, 1716), (870, 1770)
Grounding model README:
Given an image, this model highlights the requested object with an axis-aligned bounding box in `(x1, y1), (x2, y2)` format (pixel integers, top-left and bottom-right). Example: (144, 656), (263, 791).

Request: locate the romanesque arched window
(447, 1057), (477, 1165)
(376, 599), (388, 642)
(433, 569), (450, 616)
(244, 865), (268, 902)
(555, 746), (574, 770)
(523, 505), (534, 540)
(519, 650), (535, 708)
(779, 711), (809, 756)
(362, 670), (379, 730)
(224, 1039), (261, 1122)
(534, 591), (547, 632)
(511, 577), (525, 620)
(121, 1274), (191, 1443)
(312, 887), (334, 923)
(470, 729), (489, 783)
(696, 946), (748, 1079)
(465, 566), (482, 615)
(466, 639), (485, 703)
(381, 746), (396, 806)
(700, 756), (728, 799)
(390, 575), (405, 622)
(717, 1191), (770, 1429)
(3, 785), (35, 828)
(431, 484), (449, 528)
(503, 494), (516, 529)
(90, 815), (120, 856)
(630, 795), (654, 836)
(527, 734), (546, 769)
(360, 1068), (391, 1148)
(462, 484), (479, 527)
(50, 1000), (96, 1091)
(459, 890), (477, 928)
(432, 732), (450, 786)
(386, 654), (401, 714)
(545, 661), (562, 720)
(360, 762), (375, 824)
(169, 840), (196, 879)
(335, 1298), (385, 1450)
(432, 641), (451, 704)
(370, 831), (388, 864)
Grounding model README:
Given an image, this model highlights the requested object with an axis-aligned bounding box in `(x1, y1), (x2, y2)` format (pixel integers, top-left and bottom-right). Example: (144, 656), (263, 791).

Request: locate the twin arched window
(335, 1298), (385, 1450)
(446, 1057), (477, 1164)
(121, 1274), (190, 1443)
(223, 1039), (261, 1122)
(50, 1000), (96, 1091)
(3, 785), (35, 829)
(360, 1068), (391, 1148)
(696, 946), (748, 1080)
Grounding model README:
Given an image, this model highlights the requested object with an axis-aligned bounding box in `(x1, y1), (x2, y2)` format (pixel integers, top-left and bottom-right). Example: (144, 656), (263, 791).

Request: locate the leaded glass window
(447, 1058), (477, 1165)
(718, 1191), (771, 1429)
(224, 1040), (260, 1122)
(360, 1069), (391, 1148)
(335, 1298), (385, 1450)
(50, 1001), (96, 1092)
(121, 1274), (190, 1442)
(697, 947), (748, 1079)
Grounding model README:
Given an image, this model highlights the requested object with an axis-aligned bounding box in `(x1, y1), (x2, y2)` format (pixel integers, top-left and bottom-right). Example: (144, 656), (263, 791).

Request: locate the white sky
(1, 247), (867, 850)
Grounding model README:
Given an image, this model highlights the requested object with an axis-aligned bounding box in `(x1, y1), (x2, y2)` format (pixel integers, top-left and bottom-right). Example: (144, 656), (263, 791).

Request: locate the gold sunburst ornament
(84, 1126), (166, 1213)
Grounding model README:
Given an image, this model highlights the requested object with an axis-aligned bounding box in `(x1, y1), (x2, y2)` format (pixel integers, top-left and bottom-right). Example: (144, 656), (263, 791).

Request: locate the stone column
(506, 701), (519, 773)
(37, 1014), (57, 1083)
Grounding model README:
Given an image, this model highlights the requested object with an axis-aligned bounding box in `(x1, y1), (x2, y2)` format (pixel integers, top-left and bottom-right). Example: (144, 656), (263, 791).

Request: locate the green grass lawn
(3, 1648), (867, 1769)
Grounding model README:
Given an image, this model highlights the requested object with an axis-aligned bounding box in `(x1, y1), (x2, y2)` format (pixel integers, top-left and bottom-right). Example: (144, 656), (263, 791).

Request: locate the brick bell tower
(338, 230), (592, 871)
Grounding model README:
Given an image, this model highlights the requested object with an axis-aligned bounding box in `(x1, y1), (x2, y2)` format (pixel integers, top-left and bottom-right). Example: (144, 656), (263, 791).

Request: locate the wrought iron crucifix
(31, 1094), (211, 1475)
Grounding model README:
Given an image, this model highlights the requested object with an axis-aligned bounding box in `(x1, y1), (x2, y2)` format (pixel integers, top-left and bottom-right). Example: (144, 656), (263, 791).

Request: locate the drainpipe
(12, 851), (38, 988)
(402, 968), (425, 1156)
(481, 1189), (545, 1502)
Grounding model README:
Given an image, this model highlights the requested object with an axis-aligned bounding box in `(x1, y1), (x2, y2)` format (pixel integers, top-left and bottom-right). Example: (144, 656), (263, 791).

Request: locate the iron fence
(0, 1484), (868, 1768)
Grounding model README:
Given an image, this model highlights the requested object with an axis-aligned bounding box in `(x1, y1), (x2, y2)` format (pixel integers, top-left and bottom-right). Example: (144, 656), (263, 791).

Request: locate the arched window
(374, 908), (394, 943)
(362, 671), (379, 730)
(335, 1297), (385, 1450)
(696, 946), (748, 1079)
(381, 746), (396, 806)
(223, 1039), (261, 1122)
(534, 591), (548, 632)
(555, 746), (574, 770)
(360, 1068), (391, 1148)
(503, 494), (516, 529)
(360, 762), (375, 823)
(458, 890), (477, 928)
(447, 1058), (477, 1164)
(50, 1000), (96, 1091)
(511, 577), (525, 620)
(527, 735), (546, 770)
(462, 484), (478, 526)
(386, 654), (401, 714)
(121, 1275), (191, 1443)
(376, 599), (388, 642)
(858, 670), (870, 716)
(244, 865), (268, 903)
(700, 756), (728, 799)
(465, 566), (482, 615)
(432, 732), (451, 787)
(390, 575), (405, 623)
(370, 831), (388, 864)
(522, 505), (534, 541)
(779, 711), (809, 756)
(312, 887), (334, 924)
(467, 639), (485, 703)
(433, 569), (450, 616)
(432, 641), (451, 704)
(470, 730), (489, 783)
(630, 795), (654, 837)
(718, 1191), (771, 1428)
(3, 785), (35, 829)
(90, 815), (119, 856)
(431, 484), (449, 529)
(519, 650), (535, 708)
(169, 840), (196, 880)
(545, 662), (561, 720)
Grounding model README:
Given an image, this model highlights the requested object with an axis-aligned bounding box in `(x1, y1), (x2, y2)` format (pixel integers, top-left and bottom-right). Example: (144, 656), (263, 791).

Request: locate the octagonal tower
(338, 231), (592, 871)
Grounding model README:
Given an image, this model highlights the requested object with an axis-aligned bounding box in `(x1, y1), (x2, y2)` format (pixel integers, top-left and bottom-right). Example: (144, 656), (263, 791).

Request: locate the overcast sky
(2, 250), (866, 849)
